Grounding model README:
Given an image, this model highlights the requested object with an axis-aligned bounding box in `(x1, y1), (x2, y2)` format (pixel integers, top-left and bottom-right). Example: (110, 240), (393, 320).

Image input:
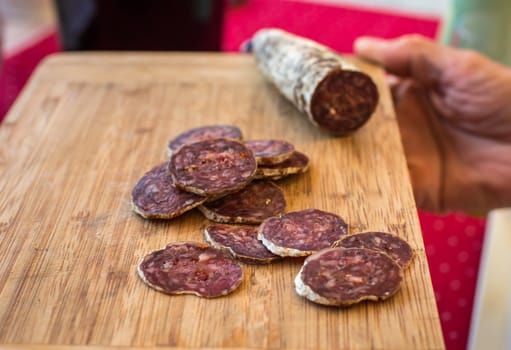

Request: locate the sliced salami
(245, 139), (295, 165)
(137, 242), (243, 298)
(258, 209), (348, 257)
(334, 231), (414, 269)
(169, 138), (257, 197)
(295, 247), (403, 306)
(252, 28), (379, 135)
(131, 162), (206, 219)
(254, 151), (310, 180)
(198, 181), (286, 224)
(204, 224), (281, 264)
(167, 125), (243, 156)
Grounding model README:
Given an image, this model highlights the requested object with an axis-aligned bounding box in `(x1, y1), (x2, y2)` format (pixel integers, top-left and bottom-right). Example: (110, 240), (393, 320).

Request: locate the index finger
(354, 35), (450, 85)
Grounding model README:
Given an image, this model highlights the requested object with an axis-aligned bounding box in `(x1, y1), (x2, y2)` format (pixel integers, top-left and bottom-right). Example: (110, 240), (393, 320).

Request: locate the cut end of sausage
(204, 224), (281, 264)
(334, 231), (415, 269)
(254, 151), (310, 180)
(169, 138), (257, 197)
(311, 69), (379, 135)
(138, 241), (243, 298)
(258, 209), (348, 257)
(131, 162), (206, 219)
(295, 247), (403, 306)
(167, 125), (243, 157)
(199, 181), (286, 224)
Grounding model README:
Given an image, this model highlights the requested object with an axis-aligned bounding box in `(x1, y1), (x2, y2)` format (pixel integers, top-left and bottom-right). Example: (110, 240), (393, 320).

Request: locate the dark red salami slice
(131, 162), (206, 219)
(169, 138), (257, 197)
(295, 247), (403, 306)
(198, 181), (286, 224)
(167, 125), (243, 156)
(335, 231), (414, 269)
(252, 29), (379, 135)
(204, 224), (281, 264)
(245, 139), (295, 165)
(254, 151), (310, 180)
(137, 242), (243, 298)
(258, 209), (348, 257)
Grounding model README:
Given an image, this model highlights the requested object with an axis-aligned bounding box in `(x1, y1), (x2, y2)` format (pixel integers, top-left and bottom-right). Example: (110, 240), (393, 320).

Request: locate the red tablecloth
(0, 32), (60, 122)
(222, 0), (439, 52)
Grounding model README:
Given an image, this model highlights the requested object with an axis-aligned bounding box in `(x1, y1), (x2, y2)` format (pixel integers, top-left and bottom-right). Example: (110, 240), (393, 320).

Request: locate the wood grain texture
(0, 53), (444, 349)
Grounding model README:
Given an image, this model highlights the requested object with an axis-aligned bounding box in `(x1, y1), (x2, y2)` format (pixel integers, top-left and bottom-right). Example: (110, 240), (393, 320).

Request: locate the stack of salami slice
(132, 125), (308, 221)
(134, 125), (414, 307)
(134, 125), (307, 297)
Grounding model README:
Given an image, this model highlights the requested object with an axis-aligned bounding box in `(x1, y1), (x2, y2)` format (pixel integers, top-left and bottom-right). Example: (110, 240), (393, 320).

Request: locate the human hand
(354, 35), (511, 213)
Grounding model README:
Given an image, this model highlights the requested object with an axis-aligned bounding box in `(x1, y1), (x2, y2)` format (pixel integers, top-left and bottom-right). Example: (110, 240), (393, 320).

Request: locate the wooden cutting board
(0, 53), (444, 349)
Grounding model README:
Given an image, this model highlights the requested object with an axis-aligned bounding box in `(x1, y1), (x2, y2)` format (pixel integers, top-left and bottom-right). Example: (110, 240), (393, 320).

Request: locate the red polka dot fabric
(419, 211), (486, 350)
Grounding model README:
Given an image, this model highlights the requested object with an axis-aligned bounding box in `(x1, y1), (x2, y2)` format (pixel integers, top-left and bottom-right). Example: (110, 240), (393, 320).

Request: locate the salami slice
(131, 162), (206, 219)
(258, 209), (348, 257)
(167, 125), (243, 157)
(244, 139), (295, 165)
(334, 231), (414, 269)
(252, 28), (379, 135)
(137, 242), (243, 298)
(198, 181), (286, 224)
(169, 138), (257, 197)
(204, 224), (281, 264)
(295, 247), (403, 306)
(254, 151), (310, 180)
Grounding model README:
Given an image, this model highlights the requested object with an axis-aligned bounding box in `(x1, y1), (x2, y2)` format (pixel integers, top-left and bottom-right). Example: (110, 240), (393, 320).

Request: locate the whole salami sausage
(137, 242), (243, 298)
(167, 125), (243, 157)
(334, 231), (414, 269)
(295, 247), (403, 306)
(131, 162), (206, 219)
(252, 28), (379, 135)
(258, 209), (348, 257)
(169, 138), (257, 197)
(204, 224), (281, 264)
(198, 180), (286, 224)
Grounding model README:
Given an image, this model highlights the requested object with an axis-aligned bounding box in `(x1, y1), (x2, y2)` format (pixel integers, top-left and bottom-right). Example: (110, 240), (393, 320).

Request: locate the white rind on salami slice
(252, 28), (379, 135)
(334, 231), (414, 269)
(254, 151), (310, 180)
(137, 241), (243, 298)
(204, 224), (281, 264)
(167, 125), (243, 157)
(131, 162), (206, 219)
(198, 181), (286, 224)
(245, 139), (295, 165)
(169, 138), (257, 197)
(295, 247), (403, 306)
(258, 234), (301, 257)
(258, 209), (348, 257)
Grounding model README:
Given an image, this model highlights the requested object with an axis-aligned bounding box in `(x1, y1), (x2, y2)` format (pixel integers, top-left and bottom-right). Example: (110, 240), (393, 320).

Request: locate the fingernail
(354, 37), (385, 54)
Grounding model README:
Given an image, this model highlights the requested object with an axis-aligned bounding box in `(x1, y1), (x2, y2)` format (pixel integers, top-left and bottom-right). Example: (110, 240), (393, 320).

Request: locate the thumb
(354, 35), (451, 85)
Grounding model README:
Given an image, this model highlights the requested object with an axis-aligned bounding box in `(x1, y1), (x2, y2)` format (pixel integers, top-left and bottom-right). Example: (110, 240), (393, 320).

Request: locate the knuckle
(456, 49), (488, 70)
(459, 49), (484, 63)
(397, 34), (429, 49)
